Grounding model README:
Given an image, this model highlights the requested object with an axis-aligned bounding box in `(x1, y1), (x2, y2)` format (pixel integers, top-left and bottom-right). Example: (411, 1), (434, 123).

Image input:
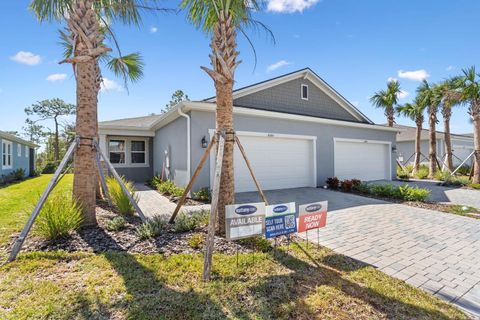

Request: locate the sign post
(298, 201), (328, 248)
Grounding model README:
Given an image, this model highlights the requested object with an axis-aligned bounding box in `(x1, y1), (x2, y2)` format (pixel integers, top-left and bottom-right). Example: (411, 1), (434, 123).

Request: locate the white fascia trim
(0, 132), (38, 148)
(98, 128), (155, 137)
(451, 137), (475, 143)
(334, 137), (392, 145)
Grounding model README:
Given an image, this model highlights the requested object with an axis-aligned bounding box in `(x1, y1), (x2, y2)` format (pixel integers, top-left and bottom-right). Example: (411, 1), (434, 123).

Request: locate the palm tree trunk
(443, 108), (454, 171)
(387, 106), (394, 127)
(472, 103), (480, 184)
(413, 118), (423, 174)
(202, 11), (239, 235)
(428, 105), (437, 178)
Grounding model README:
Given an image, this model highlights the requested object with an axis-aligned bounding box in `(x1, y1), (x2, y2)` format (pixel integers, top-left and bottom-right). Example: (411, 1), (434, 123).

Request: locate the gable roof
(100, 114), (163, 129)
(0, 130), (39, 148)
(204, 68), (373, 124)
(395, 124), (473, 142)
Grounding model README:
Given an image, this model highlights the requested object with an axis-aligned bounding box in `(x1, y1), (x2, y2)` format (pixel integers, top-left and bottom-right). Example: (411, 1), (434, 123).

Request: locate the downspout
(177, 103), (191, 190)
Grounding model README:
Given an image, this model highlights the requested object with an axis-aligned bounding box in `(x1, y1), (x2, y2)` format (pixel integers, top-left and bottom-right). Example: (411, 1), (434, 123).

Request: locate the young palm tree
(181, 0), (270, 234)
(396, 98), (426, 174)
(453, 66), (480, 183)
(370, 80), (402, 127)
(30, 0), (149, 225)
(417, 80), (443, 178)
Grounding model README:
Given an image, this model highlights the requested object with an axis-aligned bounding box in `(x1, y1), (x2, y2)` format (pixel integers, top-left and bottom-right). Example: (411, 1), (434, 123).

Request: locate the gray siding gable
(233, 78), (365, 123)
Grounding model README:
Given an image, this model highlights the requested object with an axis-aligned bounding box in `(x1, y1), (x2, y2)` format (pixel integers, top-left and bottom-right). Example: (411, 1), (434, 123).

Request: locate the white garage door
(334, 139), (391, 181)
(211, 131), (316, 193)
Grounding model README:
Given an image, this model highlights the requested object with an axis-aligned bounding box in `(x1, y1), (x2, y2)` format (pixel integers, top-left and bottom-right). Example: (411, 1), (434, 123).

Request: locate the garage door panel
(335, 140), (390, 181)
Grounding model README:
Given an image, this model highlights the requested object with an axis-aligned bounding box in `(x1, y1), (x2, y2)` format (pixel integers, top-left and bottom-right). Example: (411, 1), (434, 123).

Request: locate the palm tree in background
(370, 80), (402, 127)
(453, 66), (480, 183)
(30, 0), (154, 225)
(417, 80), (443, 178)
(181, 0), (272, 234)
(396, 98), (426, 174)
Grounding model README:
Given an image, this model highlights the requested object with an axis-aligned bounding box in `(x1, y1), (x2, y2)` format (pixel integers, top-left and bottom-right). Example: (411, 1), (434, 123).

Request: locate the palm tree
(370, 80), (402, 127)
(181, 0), (271, 234)
(417, 80), (443, 178)
(396, 98), (426, 174)
(453, 66), (480, 183)
(30, 0), (149, 225)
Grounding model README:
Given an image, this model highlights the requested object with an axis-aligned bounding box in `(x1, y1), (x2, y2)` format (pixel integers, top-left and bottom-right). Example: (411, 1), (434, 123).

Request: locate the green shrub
(434, 170), (451, 181)
(149, 176), (163, 189)
(105, 216), (126, 232)
(326, 177), (340, 189)
(187, 233), (205, 249)
(37, 193), (83, 240)
(157, 180), (185, 197)
(398, 185), (430, 202)
(456, 165), (471, 176)
(445, 176), (471, 186)
(42, 162), (59, 174)
(193, 187), (211, 202)
(354, 182), (370, 193)
(239, 236), (271, 252)
(13, 168), (25, 180)
(173, 210), (209, 233)
(370, 184), (395, 197)
(397, 169), (410, 180)
(413, 167), (429, 179)
(107, 176), (138, 215)
(469, 183), (480, 190)
(404, 164), (414, 174)
(136, 215), (168, 240)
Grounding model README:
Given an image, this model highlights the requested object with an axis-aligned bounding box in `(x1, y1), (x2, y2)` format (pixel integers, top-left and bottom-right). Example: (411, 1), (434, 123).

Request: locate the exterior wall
(451, 138), (475, 166)
(189, 110), (397, 192)
(233, 78), (365, 123)
(153, 117), (188, 186)
(0, 138), (32, 178)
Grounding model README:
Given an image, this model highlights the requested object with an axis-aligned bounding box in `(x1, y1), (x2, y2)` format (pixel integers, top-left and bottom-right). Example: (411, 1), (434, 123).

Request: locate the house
(99, 68), (400, 193)
(0, 130), (38, 179)
(395, 124), (475, 167)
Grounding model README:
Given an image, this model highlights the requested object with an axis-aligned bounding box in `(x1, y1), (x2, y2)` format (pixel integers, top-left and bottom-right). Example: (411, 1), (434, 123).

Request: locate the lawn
(0, 175), (467, 319)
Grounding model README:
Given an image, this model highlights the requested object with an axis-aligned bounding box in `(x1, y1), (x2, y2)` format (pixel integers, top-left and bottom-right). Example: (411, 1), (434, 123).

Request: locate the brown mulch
(6, 204), (287, 257)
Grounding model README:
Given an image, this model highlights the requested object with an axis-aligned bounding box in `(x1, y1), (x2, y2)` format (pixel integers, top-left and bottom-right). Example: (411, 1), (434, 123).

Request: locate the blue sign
(265, 202), (297, 239)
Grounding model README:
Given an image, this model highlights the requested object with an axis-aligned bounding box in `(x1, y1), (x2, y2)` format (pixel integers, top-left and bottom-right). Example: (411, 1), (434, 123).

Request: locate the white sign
(225, 202), (266, 240)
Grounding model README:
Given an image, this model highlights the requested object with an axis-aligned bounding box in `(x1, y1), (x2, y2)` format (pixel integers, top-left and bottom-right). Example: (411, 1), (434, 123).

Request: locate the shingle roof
(99, 114), (163, 128)
(0, 130), (38, 148)
(395, 124), (473, 142)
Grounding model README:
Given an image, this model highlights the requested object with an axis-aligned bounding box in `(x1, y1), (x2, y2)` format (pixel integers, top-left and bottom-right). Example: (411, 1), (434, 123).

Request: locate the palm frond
(106, 53), (144, 89)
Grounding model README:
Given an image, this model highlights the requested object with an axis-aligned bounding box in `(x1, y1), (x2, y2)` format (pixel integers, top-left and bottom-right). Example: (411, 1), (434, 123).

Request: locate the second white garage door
(334, 138), (391, 181)
(211, 131), (316, 193)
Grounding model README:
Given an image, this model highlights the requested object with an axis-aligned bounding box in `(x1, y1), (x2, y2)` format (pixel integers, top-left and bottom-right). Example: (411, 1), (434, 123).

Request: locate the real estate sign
(225, 202), (266, 240)
(265, 202), (297, 239)
(297, 201), (328, 233)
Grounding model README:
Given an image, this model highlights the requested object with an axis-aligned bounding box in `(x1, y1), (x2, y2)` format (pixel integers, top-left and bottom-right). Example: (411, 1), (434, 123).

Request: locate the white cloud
(46, 73), (67, 82)
(266, 60), (291, 73)
(100, 78), (123, 92)
(446, 65), (455, 71)
(397, 69), (430, 81)
(267, 0), (320, 13)
(387, 77), (398, 82)
(397, 90), (409, 99)
(150, 26), (158, 33)
(10, 51), (41, 66)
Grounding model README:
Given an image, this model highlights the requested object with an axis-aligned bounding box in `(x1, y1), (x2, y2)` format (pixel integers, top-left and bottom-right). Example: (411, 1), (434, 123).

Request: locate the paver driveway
(238, 188), (480, 317)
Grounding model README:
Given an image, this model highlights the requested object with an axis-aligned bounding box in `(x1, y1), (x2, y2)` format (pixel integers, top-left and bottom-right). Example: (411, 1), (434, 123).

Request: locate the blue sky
(1, 0), (479, 137)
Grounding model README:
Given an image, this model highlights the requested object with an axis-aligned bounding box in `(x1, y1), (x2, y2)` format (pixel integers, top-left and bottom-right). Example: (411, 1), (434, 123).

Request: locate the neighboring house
(395, 124), (475, 167)
(99, 68), (401, 193)
(0, 130), (38, 179)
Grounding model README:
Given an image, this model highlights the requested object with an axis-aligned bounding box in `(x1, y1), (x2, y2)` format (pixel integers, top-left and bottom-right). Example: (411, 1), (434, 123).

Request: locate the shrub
(341, 180), (354, 192)
(398, 185), (430, 202)
(469, 183), (480, 190)
(444, 176), (471, 187)
(193, 187), (211, 202)
(434, 170), (450, 181)
(136, 215), (168, 240)
(413, 167), (429, 179)
(456, 165), (471, 176)
(239, 236), (271, 252)
(354, 182), (371, 194)
(351, 179), (362, 188)
(326, 177), (340, 189)
(404, 164), (414, 174)
(149, 176), (163, 189)
(187, 233), (205, 249)
(105, 216), (126, 232)
(174, 210), (209, 233)
(107, 176), (139, 215)
(12, 168), (25, 181)
(37, 193), (83, 240)
(397, 169), (410, 180)
(42, 162), (59, 174)
(157, 180), (185, 197)
(370, 184), (395, 197)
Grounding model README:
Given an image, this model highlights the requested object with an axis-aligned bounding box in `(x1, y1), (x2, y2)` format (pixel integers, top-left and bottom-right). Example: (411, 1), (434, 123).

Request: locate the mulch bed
(6, 204), (287, 256)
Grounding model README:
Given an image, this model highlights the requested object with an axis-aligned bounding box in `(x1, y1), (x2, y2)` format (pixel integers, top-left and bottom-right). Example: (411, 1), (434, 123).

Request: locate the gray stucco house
(395, 124), (475, 167)
(99, 68), (400, 193)
(0, 130), (38, 179)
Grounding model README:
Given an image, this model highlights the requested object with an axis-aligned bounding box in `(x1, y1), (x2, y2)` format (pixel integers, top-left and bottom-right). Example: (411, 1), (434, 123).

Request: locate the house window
(25, 146), (29, 158)
(131, 140), (146, 164)
(17, 143), (21, 157)
(301, 84), (308, 100)
(109, 140), (126, 164)
(2, 140), (12, 169)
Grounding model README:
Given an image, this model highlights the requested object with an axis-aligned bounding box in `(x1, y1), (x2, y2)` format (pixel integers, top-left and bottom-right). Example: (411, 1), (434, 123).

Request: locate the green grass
(447, 205), (480, 219)
(0, 175), (467, 319)
(0, 174), (73, 247)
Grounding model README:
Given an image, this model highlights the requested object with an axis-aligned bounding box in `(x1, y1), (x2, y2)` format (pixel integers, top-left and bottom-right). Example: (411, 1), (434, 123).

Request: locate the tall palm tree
(396, 98), (426, 174)
(181, 0), (270, 234)
(30, 0), (150, 225)
(417, 80), (443, 178)
(370, 80), (402, 127)
(453, 66), (480, 183)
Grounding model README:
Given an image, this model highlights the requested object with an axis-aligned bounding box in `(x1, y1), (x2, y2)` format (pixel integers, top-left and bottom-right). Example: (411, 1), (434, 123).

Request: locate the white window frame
(107, 136), (149, 168)
(25, 145), (29, 158)
(17, 143), (21, 157)
(301, 84), (309, 100)
(2, 140), (13, 169)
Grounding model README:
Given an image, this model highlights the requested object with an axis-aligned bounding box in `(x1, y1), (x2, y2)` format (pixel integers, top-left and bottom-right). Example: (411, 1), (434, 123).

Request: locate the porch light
(201, 136), (208, 148)
(392, 146), (397, 153)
